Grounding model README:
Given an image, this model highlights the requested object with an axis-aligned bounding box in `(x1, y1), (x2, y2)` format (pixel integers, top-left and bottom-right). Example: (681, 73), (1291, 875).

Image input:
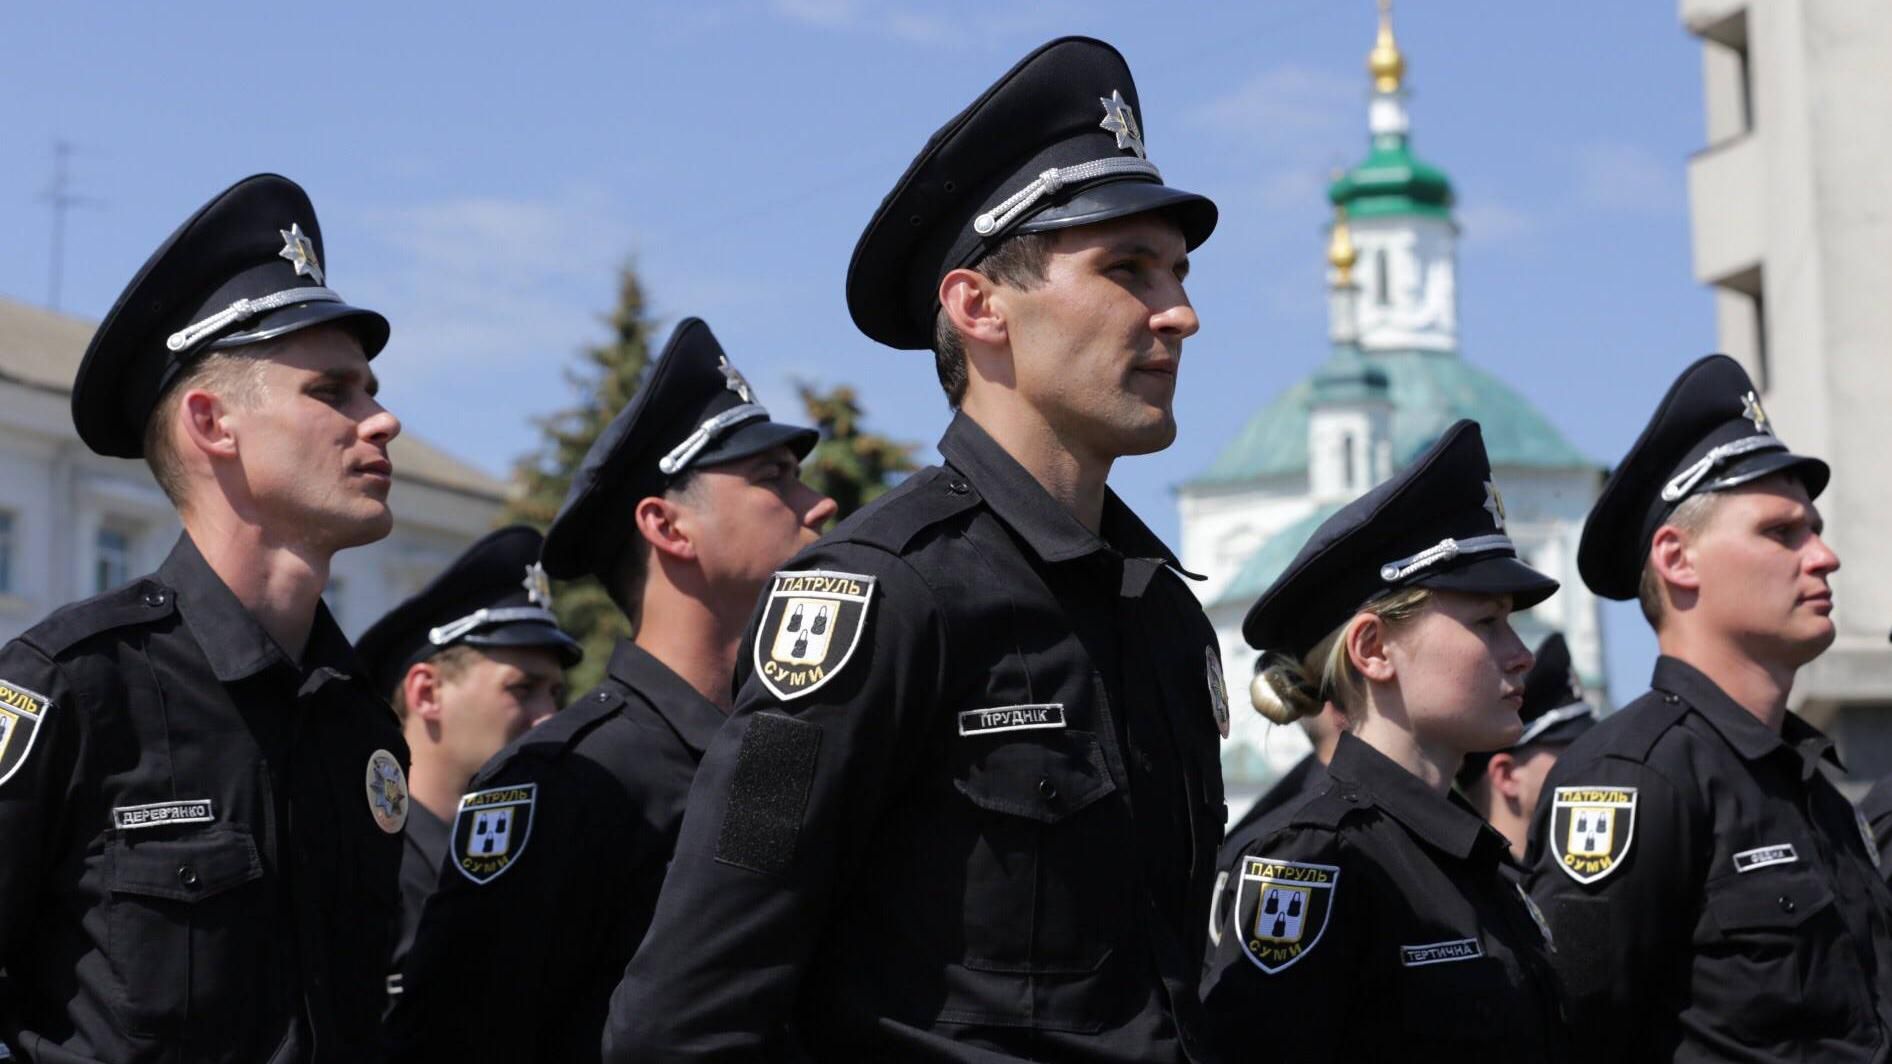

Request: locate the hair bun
(1250, 650), (1320, 725)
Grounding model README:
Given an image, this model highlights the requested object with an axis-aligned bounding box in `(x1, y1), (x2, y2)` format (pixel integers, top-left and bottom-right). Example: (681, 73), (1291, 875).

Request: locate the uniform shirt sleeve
(0, 642), (83, 1048)
(603, 543), (944, 1063)
(1525, 753), (1698, 1054)
(1199, 825), (1361, 1063)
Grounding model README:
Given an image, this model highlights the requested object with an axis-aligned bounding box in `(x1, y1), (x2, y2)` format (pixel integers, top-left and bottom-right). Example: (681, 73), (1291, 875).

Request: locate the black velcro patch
(715, 712), (821, 876)
(1550, 895), (1612, 999)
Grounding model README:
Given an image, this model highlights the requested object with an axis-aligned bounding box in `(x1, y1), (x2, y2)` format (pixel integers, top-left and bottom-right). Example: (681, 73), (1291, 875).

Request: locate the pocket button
(1037, 778), (1058, 800)
(177, 864), (199, 889)
(1778, 895), (1796, 914)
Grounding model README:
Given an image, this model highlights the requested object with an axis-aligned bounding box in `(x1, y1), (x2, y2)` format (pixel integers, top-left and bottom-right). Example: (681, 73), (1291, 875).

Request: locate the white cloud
(1188, 64), (1357, 138)
(1573, 141), (1682, 214)
(1456, 201), (1538, 244)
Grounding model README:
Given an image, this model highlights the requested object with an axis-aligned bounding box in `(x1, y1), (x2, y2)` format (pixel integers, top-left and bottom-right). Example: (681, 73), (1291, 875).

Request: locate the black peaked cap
(74, 174), (389, 458)
(1243, 420), (1559, 658)
(847, 36), (1218, 350)
(1578, 354), (1829, 600)
(540, 317), (818, 581)
(356, 525), (582, 697)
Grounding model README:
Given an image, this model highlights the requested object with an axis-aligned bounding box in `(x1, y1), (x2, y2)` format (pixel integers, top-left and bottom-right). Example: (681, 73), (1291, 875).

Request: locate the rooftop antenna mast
(43, 140), (102, 312)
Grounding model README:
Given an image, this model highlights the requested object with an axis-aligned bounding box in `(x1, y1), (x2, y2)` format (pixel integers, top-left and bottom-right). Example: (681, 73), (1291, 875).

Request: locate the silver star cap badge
(522, 562), (553, 609)
(278, 223), (325, 286)
(718, 356), (754, 403)
(1483, 481), (1507, 530)
(1099, 89), (1146, 160)
(1741, 390), (1772, 435)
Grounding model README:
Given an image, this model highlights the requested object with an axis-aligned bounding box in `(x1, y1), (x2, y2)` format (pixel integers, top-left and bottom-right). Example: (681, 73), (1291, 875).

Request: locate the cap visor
(1015, 180), (1218, 249)
(210, 300), (390, 359)
(1708, 450), (1830, 501)
(463, 623), (584, 667)
(694, 420), (820, 470)
(1416, 556), (1561, 612)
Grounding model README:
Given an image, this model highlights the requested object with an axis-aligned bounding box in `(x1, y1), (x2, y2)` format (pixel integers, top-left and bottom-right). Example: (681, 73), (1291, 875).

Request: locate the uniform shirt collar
(403, 800), (451, 868)
(159, 532), (362, 685)
(936, 412), (1188, 571)
(1328, 731), (1503, 862)
(607, 639), (724, 756)
(1651, 655), (1843, 774)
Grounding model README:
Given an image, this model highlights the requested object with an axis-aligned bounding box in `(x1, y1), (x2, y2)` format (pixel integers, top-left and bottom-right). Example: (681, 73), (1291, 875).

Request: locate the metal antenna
(42, 141), (102, 312)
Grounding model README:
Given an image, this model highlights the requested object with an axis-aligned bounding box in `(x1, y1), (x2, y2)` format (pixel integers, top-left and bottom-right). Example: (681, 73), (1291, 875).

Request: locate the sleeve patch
(1548, 786), (1638, 884)
(0, 678), (52, 789)
(715, 712), (821, 876)
(751, 570), (875, 702)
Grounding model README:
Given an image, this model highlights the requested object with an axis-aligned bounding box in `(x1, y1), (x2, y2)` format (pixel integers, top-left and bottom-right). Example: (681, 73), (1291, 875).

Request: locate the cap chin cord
(658, 403), (770, 476)
(972, 157), (1162, 237)
(165, 286), (341, 352)
(1378, 533), (1516, 584)
(1659, 434), (1785, 503)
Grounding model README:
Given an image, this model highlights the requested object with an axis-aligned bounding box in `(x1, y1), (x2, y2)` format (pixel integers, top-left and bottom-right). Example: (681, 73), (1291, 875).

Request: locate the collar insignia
(1483, 480), (1507, 530)
(522, 562), (553, 609)
(1099, 89), (1146, 160)
(718, 355), (755, 403)
(1741, 390), (1772, 434)
(278, 222), (325, 285)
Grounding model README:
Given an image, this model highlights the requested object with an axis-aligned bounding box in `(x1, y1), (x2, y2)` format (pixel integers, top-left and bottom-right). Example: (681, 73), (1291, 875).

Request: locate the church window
(1374, 250), (1391, 307)
(1340, 434), (1358, 489)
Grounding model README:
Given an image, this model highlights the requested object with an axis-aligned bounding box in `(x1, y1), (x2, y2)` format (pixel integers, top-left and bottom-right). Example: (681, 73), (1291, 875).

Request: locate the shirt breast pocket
(951, 728), (1124, 975)
(1703, 861), (1856, 1038)
(107, 825), (267, 1035)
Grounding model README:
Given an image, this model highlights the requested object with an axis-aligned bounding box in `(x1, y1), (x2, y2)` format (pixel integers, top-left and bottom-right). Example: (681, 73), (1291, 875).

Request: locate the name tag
(957, 704), (1066, 737)
(1733, 843), (1798, 873)
(114, 799), (215, 830)
(1399, 938), (1484, 967)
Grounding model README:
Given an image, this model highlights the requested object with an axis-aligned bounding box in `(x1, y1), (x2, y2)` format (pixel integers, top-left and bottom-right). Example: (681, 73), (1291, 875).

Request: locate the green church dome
(1328, 136), (1454, 221)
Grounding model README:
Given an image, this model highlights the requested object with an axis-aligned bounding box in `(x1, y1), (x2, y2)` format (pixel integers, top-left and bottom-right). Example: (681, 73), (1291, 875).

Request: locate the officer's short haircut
(1637, 491), (1723, 629)
(931, 231), (1055, 408)
(389, 644), (484, 721)
(604, 470), (704, 633)
(143, 342), (276, 506)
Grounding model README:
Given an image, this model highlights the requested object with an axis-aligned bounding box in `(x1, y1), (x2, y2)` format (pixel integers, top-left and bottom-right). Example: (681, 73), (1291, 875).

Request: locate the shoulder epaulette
(474, 684), (627, 786)
(19, 578), (176, 658)
(844, 466), (983, 555)
(1287, 779), (1374, 831)
(1585, 690), (1688, 764)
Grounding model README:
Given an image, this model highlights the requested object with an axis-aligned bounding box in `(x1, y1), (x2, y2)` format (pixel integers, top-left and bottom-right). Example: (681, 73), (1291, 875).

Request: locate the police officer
(606, 37), (1224, 1063)
(1201, 420), (1566, 1060)
(354, 524), (581, 995)
(387, 319), (831, 1062)
(0, 175), (406, 1061)
(1457, 632), (1596, 860)
(1526, 354), (1892, 1058)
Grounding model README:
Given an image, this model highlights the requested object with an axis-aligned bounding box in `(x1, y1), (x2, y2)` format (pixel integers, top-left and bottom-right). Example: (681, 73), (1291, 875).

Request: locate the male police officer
(0, 175), (406, 1061)
(1527, 355), (1892, 1058)
(607, 38), (1225, 1062)
(355, 525), (581, 993)
(1459, 632), (1596, 860)
(388, 319), (832, 1062)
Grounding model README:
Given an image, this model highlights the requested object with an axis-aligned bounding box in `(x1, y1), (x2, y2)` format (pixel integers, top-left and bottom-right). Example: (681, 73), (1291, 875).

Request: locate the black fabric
(1201, 734), (1567, 1060)
(389, 803), (449, 988)
(1864, 777), (1892, 887)
(715, 713), (821, 876)
(540, 318), (817, 581)
(387, 639), (727, 1063)
(606, 413), (1225, 1063)
(1243, 419), (1558, 657)
(0, 533), (405, 1063)
(1579, 354), (1829, 600)
(1525, 656), (1892, 1060)
(846, 36), (1215, 350)
(72, 174), (387, 458)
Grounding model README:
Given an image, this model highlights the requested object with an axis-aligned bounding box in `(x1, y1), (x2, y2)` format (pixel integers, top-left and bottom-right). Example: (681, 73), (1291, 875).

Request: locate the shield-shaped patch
(1234, 855), (1339, 974)
(0, 678), (51, 790)
(451, 783), (537, 885)
(753, 570), (875, 701)
(1549, 785), (1638, 884)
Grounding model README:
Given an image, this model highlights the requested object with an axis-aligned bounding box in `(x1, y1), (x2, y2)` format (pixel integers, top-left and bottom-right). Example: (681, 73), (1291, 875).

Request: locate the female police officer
(1201, 420), (1568, 1060)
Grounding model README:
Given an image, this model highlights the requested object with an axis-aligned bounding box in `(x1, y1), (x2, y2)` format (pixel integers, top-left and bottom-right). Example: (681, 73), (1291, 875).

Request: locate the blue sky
(0, 1), (1711, 696)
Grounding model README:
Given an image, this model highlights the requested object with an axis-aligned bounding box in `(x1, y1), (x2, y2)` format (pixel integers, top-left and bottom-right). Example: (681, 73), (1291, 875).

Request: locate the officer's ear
(1486, 751), (1522, 798)
(1343, 613), (1396, 685)
(1647, 524), (1703, 606)
(403, 662), (447, 725)
(939, 269), (1008, 353)
(177, 387), (241, 463)
(634, 495), (696, 563)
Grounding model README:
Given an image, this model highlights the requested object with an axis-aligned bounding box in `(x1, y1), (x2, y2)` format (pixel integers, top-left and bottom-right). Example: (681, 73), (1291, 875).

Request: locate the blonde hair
(1249, 587), (1434, 725)
(143, 345), (275, 505)
(1636, 491), (1722, 628)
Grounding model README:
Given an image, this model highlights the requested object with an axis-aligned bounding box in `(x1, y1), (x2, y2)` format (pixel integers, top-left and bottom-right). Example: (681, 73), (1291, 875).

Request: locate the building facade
(1178, 8), (1607, 801)
(1681, 0), (1892, 775)
(0, 296), (508, 646)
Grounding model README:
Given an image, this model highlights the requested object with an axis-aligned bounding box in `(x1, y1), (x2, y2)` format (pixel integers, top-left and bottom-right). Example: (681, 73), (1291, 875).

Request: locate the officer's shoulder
(15, 576), (175, 660)
(1284, 777), (1377, 833)
(473, 684), (630, 786)
(826, 465), (982, 556)
(1559, 689), (1689, 767)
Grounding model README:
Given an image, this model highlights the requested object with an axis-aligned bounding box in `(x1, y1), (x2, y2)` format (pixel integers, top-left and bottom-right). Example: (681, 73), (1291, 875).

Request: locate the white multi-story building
(1178, 8), (1607, 802)
(1681, 0), (1892, 774)
(0, 295), (508, 645)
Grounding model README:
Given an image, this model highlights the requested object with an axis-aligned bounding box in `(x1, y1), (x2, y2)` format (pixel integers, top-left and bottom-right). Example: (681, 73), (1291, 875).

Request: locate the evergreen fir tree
(796, 383), (918, 520)
(504, 264), (655, 696)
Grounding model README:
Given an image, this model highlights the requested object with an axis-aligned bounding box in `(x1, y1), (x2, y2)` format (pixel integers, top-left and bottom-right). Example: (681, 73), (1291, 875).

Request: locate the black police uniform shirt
(388, 639), (723, 1063)
(0, 534), (406, 1063)
(1526, 656), (1892, 1060)
(1205, 751), (1327, 974)
(387, 801), (448, 997)
(1201, 732), (1567, 1062)
(605, 414), (1229, 1064)
(1861, 775), (1892, 885)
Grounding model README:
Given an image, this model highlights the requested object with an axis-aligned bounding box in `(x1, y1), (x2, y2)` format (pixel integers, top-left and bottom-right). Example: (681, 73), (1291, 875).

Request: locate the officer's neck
(634, 564), (746, 712)
(1657, 629), (1794, 732)
(957, 399), (1111, 533)
(180, 509), (328, 663)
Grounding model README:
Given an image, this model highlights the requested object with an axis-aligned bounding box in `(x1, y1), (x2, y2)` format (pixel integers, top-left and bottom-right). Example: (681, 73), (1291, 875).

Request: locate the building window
(0, 511), (14, 595)
(1375, 250), (1391, 307)
(95, 526), (132, 594)
(1340, 433), (1357, 490)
